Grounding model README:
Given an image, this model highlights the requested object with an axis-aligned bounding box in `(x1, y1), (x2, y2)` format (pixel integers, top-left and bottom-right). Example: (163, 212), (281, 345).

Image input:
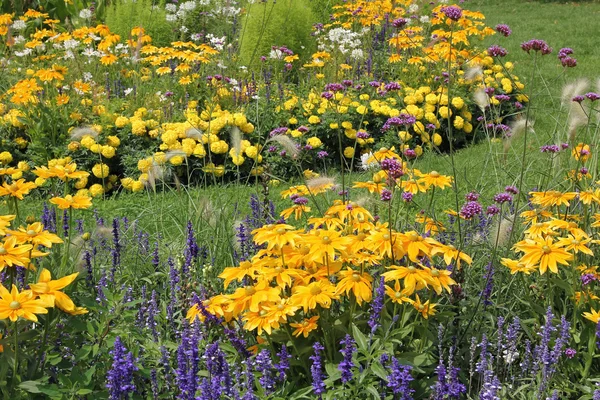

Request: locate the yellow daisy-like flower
(0, 236), (33, 271)
(49, 194), (92, 209)
(0, 179), (37, 200)
(513, 237), (573, 274)
(290, 315), (320, 338)
(8, 222), (63, 248)
(291, 280), (338, 312)
(583, 308), (600, 324)
(252, 224), (301, 251)
(29, 269), (81, 313)
(0, 284), (49, 322)
(334, 269), (373, 305)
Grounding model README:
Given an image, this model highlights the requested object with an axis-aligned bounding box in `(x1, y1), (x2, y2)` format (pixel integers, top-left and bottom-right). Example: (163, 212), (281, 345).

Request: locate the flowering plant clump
(0, 0), (528, 195)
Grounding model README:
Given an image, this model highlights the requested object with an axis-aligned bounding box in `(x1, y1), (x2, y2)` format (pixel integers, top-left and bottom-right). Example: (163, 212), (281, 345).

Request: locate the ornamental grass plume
(69, 126), (99, 141)
(503, 118), (534, 154)
(561, 79), (589, 141)
(185, 127), (205, 141)
(268, 134), (300, 159)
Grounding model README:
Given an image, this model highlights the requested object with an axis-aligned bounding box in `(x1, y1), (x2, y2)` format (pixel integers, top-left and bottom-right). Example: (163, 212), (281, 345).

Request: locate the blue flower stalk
(310, 342), (326, 398)
(106, 336), (138, 400)
(338, 335), (356, 384)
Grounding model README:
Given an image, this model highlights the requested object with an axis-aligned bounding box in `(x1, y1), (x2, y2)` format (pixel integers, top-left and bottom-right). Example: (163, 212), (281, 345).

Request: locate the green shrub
(105, 0), (173, 47)
(238, 0), (317, 69)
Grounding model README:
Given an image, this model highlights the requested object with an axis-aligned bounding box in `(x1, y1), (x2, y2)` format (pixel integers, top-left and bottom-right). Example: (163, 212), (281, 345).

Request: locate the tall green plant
(105, 0), (172, 47)
(238, 0), (317, 69)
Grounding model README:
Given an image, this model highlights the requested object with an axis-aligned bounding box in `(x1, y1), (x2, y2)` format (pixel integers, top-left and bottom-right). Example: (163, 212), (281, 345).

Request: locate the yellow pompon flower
(335, 269), (373, 305)
(291, 280), (338, 312)
(0, 236), (33, 271)
(252, 224), (301, 251)
(513, 237), (573, 274)
(583, 308), (600, 324)
(8, 222), (63, 248)
(384, 280), (411, 304)
(0, 215), (16, 235)
(431, 243), (472, 269)
(49, 194), (92, 209)
(417, 171), (453, 190)
(218, 261), (259, 289)
(0, 284), (49, 322)
(0, 179), (37, 200)
(410, 294), (437, 319)
(29, 269), (79, 312)
(382, 265), (432, 295)
(290, 315), (320, 338)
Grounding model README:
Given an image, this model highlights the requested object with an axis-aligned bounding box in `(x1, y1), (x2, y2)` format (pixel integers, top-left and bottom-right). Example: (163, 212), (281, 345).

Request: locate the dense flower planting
(0, 0), (600, 399)
(0, 0), (525, 195)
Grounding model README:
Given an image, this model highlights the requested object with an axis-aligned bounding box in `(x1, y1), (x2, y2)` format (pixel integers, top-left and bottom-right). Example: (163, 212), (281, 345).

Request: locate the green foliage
(238, 0), (317, 69)
(105, 0), (173, 47)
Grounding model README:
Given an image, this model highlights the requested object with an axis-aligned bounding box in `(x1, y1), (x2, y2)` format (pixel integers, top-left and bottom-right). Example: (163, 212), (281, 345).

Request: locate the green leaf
(371, 362), (388, 381)
(365, 385), (381, 399)
(76, 389), (93, 395)
(352, 324), (368, 352)
(19, 380), (42, 394)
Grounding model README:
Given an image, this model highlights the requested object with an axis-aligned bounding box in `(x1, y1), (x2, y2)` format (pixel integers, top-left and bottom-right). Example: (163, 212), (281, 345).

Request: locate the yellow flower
(252, 224), (301, 251)
(290, 315), (320, 338)
(382, 265), (432, 295)
(0, 284), (49, 322)
(418, 171), (453, 190)
(344, 147), (355, 158)
(513, 237), (573, 274)
(583, 308), (600, 324)
(92, 163), (110, 178)
(335, 269), (373, 305)
(0, 179), (37, 200)
(0, 236), (33, 271)
(7, 222), (63, 248)
(291, 280), (338, 312)
(29, 269), (81, 313)
(410, 294), (437, 319)
(385, 280), (411, 304)
(49, 194), (93, 210)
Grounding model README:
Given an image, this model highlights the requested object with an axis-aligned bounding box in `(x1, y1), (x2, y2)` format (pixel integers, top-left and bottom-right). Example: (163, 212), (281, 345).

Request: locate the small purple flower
(356, 130), (370, 139)
(402, 192), (414, 202)
(586, 92), (600, 102)
(404, 149), (417, 159)
(392, 18), (408, 28)
(493, 192), (513, 204)
(293, 196), (309, 206)
(495, 24), (512, 37)
(317, 150), (329, 159)
(488, 45), (507, 58)
(276, 346), (290, 382)
(521, 39), (552, 55)
(504, 185), (518, 194)
(381, 188), (393, 202)
(460, 201), (483, 219)
(565, 348), (576, 359)
(442, 5), (463, 21)
(582, 273), (597, 285)
(540, 144), (560, 153)
(465, 192), (480, 201)
(368, 276), (386, 333)
(321, 91), (333, 100)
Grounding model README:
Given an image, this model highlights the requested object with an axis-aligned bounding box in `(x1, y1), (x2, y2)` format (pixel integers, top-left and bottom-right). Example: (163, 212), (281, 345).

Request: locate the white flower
(83, 72), (93, 82)
(166, 14), (178, 22)
(269, 49), (284, 60)
(408, 4), (419, 13)
(64, 39), (80, 50)
(79, 8), (93, 19)
(360, 153), (378, 170)
(351, 49), (364, 59)
(15, 49), (33, 57)
(63, 50), (75, 60)
(180, 1), (197, 11)
(11, 20), (26, 30)
(124, 88), (134, 96)
(13, 35), (25, 44)
(165, 3), (177, 12)
(180, 25), (189, 33)
(420, 16), (430, 24)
